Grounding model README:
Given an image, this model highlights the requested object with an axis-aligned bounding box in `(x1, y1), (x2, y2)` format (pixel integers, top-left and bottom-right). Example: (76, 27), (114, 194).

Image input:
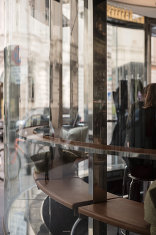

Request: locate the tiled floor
(0, 144), (4, 235)
(0, 181), (4, 235)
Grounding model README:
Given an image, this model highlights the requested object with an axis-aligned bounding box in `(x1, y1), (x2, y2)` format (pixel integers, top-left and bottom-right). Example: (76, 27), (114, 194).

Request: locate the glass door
(107, 2), (145, 168)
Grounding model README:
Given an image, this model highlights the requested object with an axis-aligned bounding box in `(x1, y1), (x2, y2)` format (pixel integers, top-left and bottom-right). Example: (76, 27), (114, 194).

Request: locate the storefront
(3, 0), (156, 234)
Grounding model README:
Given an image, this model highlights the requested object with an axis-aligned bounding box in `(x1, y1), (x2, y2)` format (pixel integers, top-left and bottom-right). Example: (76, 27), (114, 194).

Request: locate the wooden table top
(79, 197), (150, 235)
(34, 172), (119, 209)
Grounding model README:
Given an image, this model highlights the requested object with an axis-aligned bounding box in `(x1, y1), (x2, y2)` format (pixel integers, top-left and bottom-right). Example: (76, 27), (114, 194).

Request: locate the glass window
(107, 23), (145, 146)
(3, 0), (156, 234)
(4, 0), (50, 227)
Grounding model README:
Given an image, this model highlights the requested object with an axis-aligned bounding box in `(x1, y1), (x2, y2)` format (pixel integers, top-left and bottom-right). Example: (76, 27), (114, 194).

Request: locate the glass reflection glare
(3, 0), (156, 234)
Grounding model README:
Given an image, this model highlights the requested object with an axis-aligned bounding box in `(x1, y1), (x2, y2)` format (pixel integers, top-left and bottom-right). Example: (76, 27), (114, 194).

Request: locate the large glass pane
(106, 0), (156, 212)
(107, 2), (145, 149)
(151, 24), (156, 83)
(4, 0), (50, 233)
(107, 1), (156, 150)
(3, 0), (97, 234)
(4, 0), (156, 235)
(0, 0), (4, 121)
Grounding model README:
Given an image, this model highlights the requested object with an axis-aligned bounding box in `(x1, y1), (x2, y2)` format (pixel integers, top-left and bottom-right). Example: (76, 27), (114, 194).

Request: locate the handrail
(18, 126), (156, 159)
(43, 136), (156, 158)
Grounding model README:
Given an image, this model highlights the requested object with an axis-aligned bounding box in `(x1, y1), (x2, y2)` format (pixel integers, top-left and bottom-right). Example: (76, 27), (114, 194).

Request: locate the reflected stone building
(5, 0), (50, 120)
(0, 0), (4, 119)
(3, 1), (156, 235)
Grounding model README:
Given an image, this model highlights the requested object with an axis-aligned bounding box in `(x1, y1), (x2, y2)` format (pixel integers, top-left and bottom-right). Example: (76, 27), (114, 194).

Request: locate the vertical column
(145, 17), (151, 85)
(50, 0), (62, 133)
(88, 0), (107, 203)
(93, 0), (107, 144)
(84, 0), (107, 144)
(70, 0), (78, 123)
(88, 0), (107, 234)
(84, 0), (93, 135)
(93, 0), (107, 203)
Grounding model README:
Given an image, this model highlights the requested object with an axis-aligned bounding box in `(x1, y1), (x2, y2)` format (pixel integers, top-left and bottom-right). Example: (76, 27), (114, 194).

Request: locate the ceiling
(109, 0), (156, 7)
(109, 0), (156, 18)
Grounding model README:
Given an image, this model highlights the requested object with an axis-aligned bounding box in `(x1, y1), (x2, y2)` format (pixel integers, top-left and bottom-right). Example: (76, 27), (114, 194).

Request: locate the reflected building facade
(2, 0), (156, 235)
(0, 0), (4, 119)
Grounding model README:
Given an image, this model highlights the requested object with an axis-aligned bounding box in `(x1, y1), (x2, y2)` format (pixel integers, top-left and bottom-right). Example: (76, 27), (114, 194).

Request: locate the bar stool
(123, 157), (156, 202)
(117, 158), (156, 235)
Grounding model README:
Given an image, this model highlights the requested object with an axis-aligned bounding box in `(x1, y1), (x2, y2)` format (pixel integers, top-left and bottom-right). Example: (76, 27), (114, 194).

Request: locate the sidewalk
(0, 181), (4, 235)
(0, 143), (4, 235)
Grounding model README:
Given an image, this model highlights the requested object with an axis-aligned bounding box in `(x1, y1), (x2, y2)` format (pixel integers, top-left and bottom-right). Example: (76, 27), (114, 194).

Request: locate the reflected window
(28, 60), (34, 102)
(107, 22), (145, 146)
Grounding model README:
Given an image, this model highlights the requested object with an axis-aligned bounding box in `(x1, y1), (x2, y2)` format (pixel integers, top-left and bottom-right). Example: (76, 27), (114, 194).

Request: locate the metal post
(88, 0), (107, 234)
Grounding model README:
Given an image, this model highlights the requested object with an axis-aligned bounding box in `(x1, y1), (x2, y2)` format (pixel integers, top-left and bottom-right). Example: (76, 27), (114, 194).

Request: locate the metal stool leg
(117, 166), (130, 235)
(117, 166), (128, 235)
(120, 229), (129, 235)
(70, 218), (82, 235)
(129, 178), (141, 201)
(122, 165), (128, 196)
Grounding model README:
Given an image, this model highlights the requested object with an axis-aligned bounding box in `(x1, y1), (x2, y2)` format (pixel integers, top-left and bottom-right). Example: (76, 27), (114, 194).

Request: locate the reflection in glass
(4, 1), (50, 233)
(107, 21), (145, 147)
(4, 0), (156, 234)
(151, 24), (156, 83)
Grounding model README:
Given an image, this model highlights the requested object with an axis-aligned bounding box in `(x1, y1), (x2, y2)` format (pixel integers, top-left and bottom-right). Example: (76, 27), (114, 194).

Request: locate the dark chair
(123, 157), (156, 202)
(118, 157), (156, 235)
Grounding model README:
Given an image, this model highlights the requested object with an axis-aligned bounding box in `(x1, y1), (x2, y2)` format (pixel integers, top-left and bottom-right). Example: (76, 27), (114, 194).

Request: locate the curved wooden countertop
(20, 126), (151, 235)
(79, 198), (150, 235)
(34, 171), (119, 210)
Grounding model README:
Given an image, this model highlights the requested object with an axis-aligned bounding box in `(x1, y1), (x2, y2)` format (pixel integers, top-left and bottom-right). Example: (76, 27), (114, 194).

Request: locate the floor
(0, 181), (4, 235)
(0, 143), (4, 235)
